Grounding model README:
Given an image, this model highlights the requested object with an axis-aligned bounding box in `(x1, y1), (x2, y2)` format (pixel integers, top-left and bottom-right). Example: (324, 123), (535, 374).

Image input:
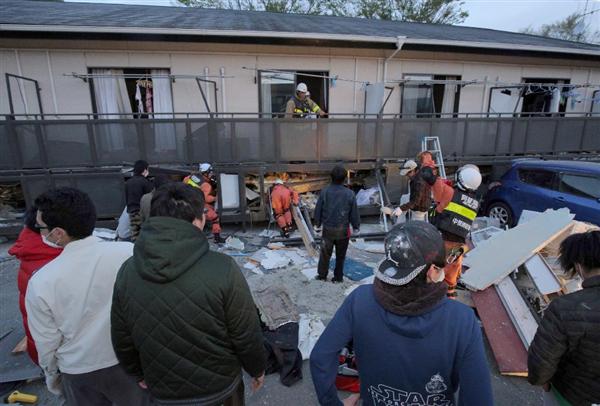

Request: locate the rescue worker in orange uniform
(423, 162), (482, 298)
(270, 179), (300, 238)
(184, 163), (226, 244)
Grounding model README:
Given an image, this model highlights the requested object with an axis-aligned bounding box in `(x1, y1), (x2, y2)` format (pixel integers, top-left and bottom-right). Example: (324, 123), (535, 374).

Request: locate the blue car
(483, 159), (600, 227)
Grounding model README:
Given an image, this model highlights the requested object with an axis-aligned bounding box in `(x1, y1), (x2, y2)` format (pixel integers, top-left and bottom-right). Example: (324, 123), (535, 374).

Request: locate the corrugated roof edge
(1, 0), (599, 56)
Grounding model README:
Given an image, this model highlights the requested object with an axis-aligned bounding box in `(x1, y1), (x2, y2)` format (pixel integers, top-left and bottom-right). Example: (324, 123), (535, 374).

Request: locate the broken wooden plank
(462, 208), (574, 291)
(524, 254), (562, 296)
(472, 287), (529, 376)
(291, 205), (318, 257)
(495, 276), (539, 348)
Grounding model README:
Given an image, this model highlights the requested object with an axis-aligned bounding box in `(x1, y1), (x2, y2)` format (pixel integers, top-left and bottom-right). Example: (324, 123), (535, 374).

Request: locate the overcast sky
(66, 0), (600, 35)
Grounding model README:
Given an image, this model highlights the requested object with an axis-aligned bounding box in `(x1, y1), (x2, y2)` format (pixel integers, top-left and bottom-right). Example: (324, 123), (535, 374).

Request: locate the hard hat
(274, 178), (284, 185)
(296, 83), (308, 93)
(199, 163), (212, 173)
(456, 165), (482, 191)
(399, 159), (418, 176)
(375, 222), (445, 286)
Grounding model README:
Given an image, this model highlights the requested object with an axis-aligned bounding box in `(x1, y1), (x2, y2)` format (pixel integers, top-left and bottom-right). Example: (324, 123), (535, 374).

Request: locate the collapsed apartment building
(1, 0), (600, 234)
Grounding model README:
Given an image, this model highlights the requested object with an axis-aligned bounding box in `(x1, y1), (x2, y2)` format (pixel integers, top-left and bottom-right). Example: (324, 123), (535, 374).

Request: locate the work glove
(392, 207), (403, 217)
(381, 206), (394, 216)
(46, 372), (63, 396)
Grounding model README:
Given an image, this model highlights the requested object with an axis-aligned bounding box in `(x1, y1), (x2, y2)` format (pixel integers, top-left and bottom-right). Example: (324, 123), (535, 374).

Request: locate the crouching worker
(271, 178), (299, 238)
(310, 222), (493, 406)
(111, 182), (266, 406)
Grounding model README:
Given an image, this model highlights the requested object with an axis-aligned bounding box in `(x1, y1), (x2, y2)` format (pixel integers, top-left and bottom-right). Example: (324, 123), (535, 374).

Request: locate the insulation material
(220, 174), (240, 209)
(462, 208), (575, 291)
(225, 236), (245, 251)
(253, 285), (299, 330)
(298, 313), (326, 360)
(261, 250), (292, 270)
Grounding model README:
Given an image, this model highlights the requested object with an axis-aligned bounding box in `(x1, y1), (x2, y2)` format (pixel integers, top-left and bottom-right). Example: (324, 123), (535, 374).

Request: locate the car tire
(487, 202), (514, 228)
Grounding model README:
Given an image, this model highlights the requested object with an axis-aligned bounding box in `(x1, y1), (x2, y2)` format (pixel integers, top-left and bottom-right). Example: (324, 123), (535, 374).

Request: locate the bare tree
(521, 12), (599, 44)
(178, 0), (468, 23)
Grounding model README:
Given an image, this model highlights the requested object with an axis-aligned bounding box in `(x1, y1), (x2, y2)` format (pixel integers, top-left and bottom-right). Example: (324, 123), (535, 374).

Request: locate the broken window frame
(488, 78), (571, 117)
(5, 73), (44, 118)
(400, 74), (462, 118)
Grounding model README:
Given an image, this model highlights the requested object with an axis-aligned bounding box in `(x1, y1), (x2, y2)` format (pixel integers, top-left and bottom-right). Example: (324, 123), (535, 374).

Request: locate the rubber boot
(213, 233), (226, 244)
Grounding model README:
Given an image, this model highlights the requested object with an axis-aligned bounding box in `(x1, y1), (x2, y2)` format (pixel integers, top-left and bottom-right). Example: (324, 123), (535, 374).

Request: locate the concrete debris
(298, 313), (326, 360)
(253, 285), (300, 330)
(261, 250), (292, 270)
(301, 268), (318, 281)
(352, 238), (385, 254)
(225, 236), (245, 251)
(356, 187), (380, 207)
(299, 192), (318, 211)
(259, 229), (280, 238)
(471, 216), (502, 232)
(470, 226), (504, 247)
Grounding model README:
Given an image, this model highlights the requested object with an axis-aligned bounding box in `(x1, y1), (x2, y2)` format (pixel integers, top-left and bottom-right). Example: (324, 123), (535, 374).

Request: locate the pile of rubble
(459, 208), (598, 377)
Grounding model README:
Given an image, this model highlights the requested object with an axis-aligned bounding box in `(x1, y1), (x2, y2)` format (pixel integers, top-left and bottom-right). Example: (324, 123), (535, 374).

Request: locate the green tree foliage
(177, 0), (468, 24)
(521, 12), (599, 44)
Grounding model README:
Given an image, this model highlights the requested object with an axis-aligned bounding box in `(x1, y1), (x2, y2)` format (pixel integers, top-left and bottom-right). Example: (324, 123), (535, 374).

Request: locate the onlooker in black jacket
(314, 165), (360, 283)
(528, 230), (600, 406)
(125, 160), (153, 240)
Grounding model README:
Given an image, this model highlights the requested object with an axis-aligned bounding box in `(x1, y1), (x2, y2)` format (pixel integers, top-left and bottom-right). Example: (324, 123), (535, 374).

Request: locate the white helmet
(296, 83), (308, 93)
(199, 163), (212, 173)
(456, 165), (482, 191)
(274, 178), (284, 185)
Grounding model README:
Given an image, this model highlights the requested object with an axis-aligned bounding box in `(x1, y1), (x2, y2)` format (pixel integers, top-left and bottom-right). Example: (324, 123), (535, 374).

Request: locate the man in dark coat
(111, 183), (266, 406)
(125, 160), (153, 240)
(314, 165), (360, 283)
(528, 230), (600, 406)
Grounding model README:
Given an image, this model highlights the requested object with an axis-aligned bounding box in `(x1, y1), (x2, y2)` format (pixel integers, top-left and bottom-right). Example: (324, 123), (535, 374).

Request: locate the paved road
(0, 243), (542, 405)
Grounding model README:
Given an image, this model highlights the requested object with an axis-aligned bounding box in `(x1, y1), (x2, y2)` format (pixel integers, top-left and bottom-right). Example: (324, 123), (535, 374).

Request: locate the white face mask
(42, 229), (62, 249)
(430, 267), (445, 283)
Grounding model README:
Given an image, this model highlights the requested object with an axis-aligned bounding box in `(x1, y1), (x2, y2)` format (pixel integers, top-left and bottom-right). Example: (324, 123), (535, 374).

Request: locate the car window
(559, 173), (600, 199)
(518, 169), (557, 190)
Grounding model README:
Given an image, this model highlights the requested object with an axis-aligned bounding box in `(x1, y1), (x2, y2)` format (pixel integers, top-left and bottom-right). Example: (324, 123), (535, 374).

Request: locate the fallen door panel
(472, 287), (528, 376)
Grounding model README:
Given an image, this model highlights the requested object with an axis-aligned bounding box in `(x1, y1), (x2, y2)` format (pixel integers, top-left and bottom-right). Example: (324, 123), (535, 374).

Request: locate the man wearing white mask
(26, 187), (149, 406)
